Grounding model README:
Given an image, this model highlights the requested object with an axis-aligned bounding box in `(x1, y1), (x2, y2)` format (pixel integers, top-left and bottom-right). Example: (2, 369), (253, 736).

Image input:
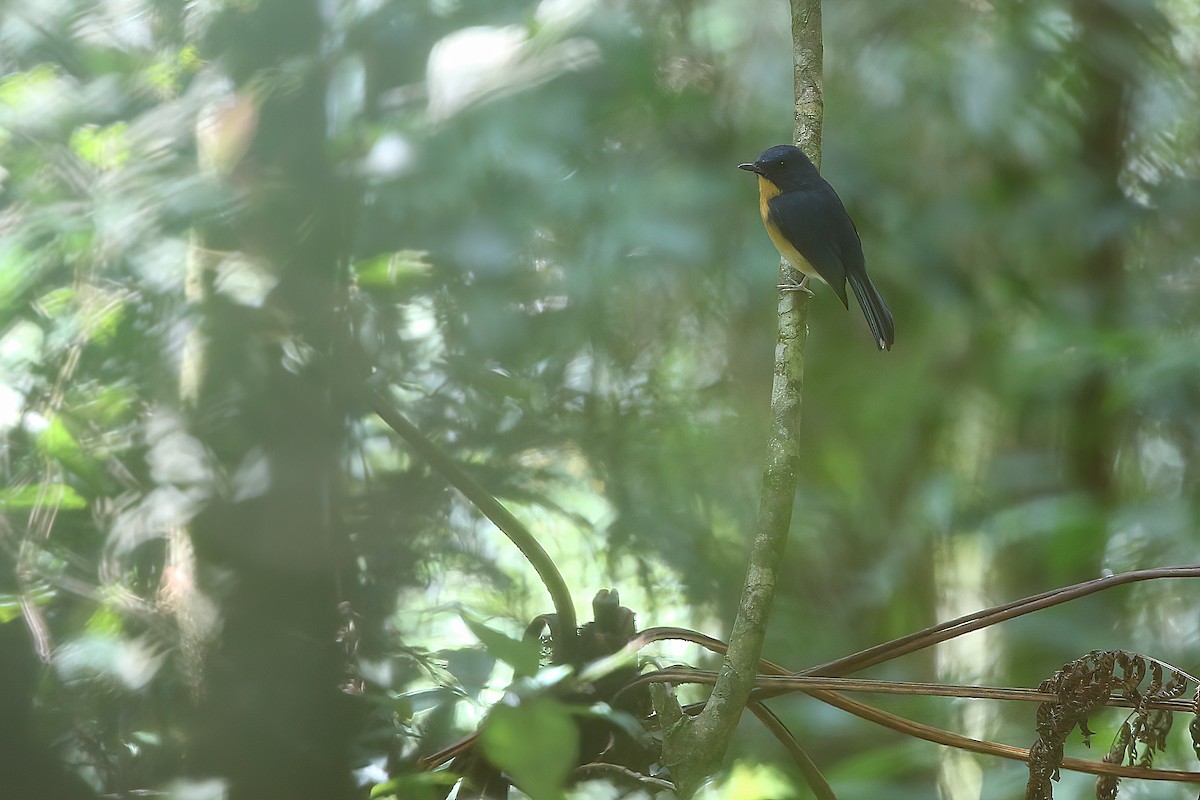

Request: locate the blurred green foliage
(1, 0), (1199, 798)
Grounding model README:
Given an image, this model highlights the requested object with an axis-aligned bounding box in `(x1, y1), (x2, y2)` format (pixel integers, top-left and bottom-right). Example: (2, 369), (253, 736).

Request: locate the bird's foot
(778, 274), (814, 296)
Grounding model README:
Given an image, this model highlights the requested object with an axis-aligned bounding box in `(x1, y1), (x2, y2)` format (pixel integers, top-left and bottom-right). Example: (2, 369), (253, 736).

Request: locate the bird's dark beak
(738, 162), (765, 176)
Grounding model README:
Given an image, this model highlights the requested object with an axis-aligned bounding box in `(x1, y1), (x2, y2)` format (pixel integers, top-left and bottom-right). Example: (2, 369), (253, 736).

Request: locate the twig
(661, 674), (1200, 785)
(800, 566), (1200, 679)
(809, 689), (1200, 785)
(748, 701), (837, 800)
(365, 386), (577, 661)
(636, 668), (1195, 714)
(571, 763), (674, 790)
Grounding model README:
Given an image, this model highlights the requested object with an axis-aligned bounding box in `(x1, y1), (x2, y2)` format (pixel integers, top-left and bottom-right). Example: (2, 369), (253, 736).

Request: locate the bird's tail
(847, 274), (895, 351)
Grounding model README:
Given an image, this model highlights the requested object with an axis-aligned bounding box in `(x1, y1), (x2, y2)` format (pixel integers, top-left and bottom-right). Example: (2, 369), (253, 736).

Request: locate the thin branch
(629, 590), (1200, 788)
(748, 701), (837, 800)
(634, 626), (790, 673)
(365, 386), (577, 661)
(799, 566), (1200, 679)
(661, 672), (1200, 785)
(792, 0), (824, 160)
(636, 668), (1195, 715)
(808, 689), (1200, 785)
(571, 763), (675, 790)
(641, 569), (1200, 696)
(660, 2), (819, 791)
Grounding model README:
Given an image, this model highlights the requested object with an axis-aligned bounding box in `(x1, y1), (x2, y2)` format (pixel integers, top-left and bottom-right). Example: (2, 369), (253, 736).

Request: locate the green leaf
(85, 606), (124, 636)
(480, 699), (578, 800)
(83, 294), (127, 345)
(0, 585), (55, 623)
(0, 243), (39, 315)
(461, 612), (541, 677)
(37, 415), (83, 461)
(385, 685), (464, 716)
(370, 770), (458, 800)
(0, 483), (87, 510)
(697, 761), (797, 800)
(0, 64), (61, 111)
(572, 702), (648, 746)
(69, 122), (131, 171)
(0, 596), (24, 624)
(354, 250), (431, 289)
(35, 287), (76, 318)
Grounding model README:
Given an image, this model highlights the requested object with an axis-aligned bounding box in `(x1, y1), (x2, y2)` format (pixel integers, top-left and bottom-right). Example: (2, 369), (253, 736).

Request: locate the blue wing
(766, 183), (895, 349)
(765, 184), (864, 309)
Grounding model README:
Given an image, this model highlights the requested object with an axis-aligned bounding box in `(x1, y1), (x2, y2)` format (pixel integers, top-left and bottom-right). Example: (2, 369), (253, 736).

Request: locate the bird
(739, 144), (894, 351)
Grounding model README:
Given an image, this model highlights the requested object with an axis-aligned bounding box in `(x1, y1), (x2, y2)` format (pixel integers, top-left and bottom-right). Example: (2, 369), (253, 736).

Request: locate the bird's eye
(777, 160), (785, 167)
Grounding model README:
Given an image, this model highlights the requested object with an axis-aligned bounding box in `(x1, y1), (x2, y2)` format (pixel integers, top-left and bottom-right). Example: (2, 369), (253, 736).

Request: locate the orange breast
(756, 175), (825, 284)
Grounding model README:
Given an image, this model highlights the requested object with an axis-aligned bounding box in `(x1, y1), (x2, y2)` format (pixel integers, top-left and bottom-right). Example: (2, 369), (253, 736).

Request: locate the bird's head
(738, 144), (820, 191)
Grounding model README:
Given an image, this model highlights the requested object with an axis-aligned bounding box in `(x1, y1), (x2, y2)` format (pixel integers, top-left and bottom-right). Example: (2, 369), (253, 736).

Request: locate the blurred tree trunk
(187, 2), (354, 798)
(1065, 0), (1132, 504)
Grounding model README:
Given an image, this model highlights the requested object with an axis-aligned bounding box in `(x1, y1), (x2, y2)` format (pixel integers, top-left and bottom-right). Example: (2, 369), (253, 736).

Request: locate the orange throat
(756, 175), (781, 224)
